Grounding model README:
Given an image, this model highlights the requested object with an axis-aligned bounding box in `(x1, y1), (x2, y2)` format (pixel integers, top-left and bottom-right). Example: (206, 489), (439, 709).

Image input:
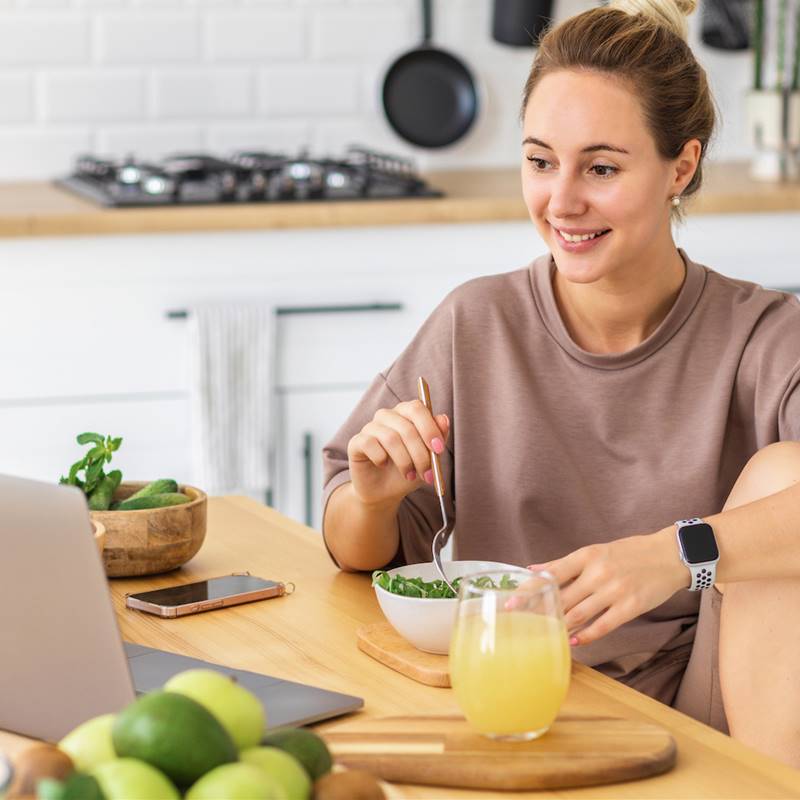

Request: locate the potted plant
(788, 4), (800, 156)
(59, 433), (207, 577)
(746, 0), (800, 180)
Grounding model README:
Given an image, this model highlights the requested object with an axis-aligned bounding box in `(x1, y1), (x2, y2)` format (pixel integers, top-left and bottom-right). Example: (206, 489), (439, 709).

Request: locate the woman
(321, 0), (800, 769)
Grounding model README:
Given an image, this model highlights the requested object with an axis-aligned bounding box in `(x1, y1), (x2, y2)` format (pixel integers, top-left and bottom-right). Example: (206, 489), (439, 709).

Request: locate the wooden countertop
(3, 496), (800, 797)
(0, 162), (798, 238)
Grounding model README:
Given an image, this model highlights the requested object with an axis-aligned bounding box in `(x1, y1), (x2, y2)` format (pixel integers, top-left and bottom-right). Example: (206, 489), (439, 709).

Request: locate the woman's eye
(526, 156), (551, 171)
(591, 164), (618, 178)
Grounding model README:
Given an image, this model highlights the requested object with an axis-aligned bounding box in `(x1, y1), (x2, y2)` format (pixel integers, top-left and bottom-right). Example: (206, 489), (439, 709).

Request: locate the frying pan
(382, 0), (479, 149)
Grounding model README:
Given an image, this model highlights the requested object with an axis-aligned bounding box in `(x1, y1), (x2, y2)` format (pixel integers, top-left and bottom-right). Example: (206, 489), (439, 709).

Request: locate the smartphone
(125, 574), (289, 618)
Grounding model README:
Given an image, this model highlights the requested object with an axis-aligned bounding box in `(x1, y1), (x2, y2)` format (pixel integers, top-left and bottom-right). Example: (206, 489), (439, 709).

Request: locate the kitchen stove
(56, 146), (443, 207)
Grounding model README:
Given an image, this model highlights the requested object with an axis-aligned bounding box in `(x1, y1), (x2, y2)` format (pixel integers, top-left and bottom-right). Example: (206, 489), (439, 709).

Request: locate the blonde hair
(611, 0), (698, 42)
(521, 0), (713, 209)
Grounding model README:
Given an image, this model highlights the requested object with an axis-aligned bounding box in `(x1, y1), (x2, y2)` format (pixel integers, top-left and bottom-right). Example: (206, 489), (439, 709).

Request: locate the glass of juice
(449, 568), (570, 741)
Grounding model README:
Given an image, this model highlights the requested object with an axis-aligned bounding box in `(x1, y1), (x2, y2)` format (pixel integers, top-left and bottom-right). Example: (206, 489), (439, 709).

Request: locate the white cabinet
(276, 386), (366, 531)
(0, 395), (191, 484)
(674, 212), (800, 290)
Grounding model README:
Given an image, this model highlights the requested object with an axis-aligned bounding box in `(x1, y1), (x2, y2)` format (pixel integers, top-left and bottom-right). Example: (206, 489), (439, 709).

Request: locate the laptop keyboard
(122, 641), (363, 727)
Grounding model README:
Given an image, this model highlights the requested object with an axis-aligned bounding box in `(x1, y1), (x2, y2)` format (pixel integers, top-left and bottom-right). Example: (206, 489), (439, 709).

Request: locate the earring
(671, 195), (681, 208)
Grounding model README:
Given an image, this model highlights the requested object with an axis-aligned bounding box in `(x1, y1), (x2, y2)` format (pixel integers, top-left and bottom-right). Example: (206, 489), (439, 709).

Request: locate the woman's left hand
(528, 529), (690, 647)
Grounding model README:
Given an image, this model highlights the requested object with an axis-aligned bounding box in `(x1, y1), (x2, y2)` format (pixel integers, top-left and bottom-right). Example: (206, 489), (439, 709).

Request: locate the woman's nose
(548, 173), (587, 219)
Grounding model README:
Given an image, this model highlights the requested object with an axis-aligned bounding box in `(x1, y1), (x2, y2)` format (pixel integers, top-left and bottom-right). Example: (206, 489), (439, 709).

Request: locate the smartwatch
(674, 518), (719, 591)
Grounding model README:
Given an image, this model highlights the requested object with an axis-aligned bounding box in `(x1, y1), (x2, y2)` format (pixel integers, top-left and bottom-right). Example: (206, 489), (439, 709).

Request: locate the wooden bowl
(90, 482), (207, 578)
(91, 520), (106, 557)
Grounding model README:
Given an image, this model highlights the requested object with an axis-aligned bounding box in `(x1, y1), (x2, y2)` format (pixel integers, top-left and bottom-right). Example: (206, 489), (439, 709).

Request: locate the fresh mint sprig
(59, 433), (122, 496)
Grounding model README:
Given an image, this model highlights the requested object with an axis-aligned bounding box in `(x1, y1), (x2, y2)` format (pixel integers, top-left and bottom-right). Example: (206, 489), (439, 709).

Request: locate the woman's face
(521, 69), (683, 286)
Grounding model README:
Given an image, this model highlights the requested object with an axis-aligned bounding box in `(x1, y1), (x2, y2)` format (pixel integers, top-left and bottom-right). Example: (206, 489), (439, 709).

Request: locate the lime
(112, 691), (236, 786)
(91, 757), (179, 800)
(241, 746), (311, 799)
(260, 728), (332, 781)
(59, 713), (116, 772)
(185, 763), (287, 799)
(164, 669), (265, 750)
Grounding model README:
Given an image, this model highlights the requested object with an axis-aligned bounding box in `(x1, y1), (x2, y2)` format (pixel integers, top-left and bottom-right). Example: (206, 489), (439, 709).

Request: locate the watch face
(679, 523), (719, 563)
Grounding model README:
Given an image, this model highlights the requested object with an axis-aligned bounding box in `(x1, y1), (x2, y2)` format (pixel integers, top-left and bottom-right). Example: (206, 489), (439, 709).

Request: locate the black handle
(422, 0), (432, 44)
(166, 302), (403, 320)
(302, 431), (313, 528)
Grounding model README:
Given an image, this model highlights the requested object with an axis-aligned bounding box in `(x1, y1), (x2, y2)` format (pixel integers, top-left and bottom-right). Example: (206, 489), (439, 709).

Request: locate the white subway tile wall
(0, 73), (33, 123)
(97, 13), (201, 63)
(42, 69), (145, 121)
(153, 67), (253, 117)
(0, 0), (755, 180)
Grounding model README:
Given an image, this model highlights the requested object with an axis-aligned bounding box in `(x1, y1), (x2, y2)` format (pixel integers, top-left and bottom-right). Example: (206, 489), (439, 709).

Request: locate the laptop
(0, 474), (363, 742)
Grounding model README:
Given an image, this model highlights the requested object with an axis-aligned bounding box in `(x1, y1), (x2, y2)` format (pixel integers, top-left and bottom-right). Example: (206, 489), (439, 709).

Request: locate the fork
(417, 376), (455, 595)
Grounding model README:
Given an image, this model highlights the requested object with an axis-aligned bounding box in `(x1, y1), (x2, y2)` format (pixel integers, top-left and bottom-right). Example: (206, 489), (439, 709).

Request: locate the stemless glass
(449, 567), (571, 741)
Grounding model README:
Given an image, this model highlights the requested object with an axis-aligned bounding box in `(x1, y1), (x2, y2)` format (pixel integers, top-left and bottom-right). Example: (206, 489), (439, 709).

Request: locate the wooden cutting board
(357, 622), (450, 687)
(324, 713), (677, 791)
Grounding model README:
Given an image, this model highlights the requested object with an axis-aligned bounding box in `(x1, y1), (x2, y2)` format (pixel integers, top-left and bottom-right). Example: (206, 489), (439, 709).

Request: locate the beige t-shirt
(321, 251), (800, 683)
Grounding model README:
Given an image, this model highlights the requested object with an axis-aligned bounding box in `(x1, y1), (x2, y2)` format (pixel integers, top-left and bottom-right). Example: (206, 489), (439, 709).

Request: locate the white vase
(746, 89), (793, 181)
(747, 89), (785, 148)
(787, 91), (800, 148)
(787, 92), (800, 181)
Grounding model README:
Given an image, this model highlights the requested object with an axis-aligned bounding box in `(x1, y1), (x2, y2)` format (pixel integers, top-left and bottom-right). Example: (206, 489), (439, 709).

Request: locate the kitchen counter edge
(0, 162), (797, 239)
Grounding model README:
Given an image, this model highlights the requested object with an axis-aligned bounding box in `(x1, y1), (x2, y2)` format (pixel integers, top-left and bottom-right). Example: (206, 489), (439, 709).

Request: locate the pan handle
(422, 0), (433, 44)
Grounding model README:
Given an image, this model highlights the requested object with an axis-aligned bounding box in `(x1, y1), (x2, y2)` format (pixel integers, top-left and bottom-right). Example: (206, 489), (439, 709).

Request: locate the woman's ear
(671, 138), (702, 195)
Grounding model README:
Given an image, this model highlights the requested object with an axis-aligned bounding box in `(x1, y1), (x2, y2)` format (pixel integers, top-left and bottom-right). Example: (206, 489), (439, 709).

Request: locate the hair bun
(675, 0), (698, 14)
(611, 0), (696, 40)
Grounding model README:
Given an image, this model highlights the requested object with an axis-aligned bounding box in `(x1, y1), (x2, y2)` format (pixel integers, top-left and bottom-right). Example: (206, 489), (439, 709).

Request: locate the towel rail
(166, 302), (403, 319)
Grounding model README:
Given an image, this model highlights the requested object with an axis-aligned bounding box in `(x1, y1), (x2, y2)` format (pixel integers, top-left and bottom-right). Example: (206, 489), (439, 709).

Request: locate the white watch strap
(675, 518), (717, 591)
(687, 561), (716, 591)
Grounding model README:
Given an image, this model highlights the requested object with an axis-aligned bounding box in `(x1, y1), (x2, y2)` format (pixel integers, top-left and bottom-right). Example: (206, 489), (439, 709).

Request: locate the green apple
(186, 763), (287, 800)
(240, 747), (311, 800)
(58, 713), (116, 772)
(164, 669), (265, 750)
(91, 757), (180, 800)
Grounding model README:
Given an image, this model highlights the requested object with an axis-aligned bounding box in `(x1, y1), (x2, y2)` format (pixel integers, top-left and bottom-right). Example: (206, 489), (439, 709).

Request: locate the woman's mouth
(552, 225), (611, 253)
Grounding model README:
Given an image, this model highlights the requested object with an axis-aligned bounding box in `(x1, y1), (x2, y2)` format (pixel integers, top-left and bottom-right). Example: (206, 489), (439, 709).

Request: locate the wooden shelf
(0, 161), (797, 239)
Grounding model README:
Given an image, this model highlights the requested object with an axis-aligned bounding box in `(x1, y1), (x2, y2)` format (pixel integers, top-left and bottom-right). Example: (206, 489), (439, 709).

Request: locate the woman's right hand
(346, 399), (450, 509)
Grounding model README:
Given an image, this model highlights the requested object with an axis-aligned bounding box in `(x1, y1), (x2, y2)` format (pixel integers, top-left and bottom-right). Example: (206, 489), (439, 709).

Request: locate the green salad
(372, 571), (518, 599)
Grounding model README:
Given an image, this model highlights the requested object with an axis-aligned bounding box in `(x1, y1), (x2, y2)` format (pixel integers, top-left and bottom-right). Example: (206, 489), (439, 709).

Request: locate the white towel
(189, 304), (276, 498)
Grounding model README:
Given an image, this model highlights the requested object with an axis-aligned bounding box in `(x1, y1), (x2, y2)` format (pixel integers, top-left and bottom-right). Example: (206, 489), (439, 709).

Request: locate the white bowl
(373, 560), (520, 654)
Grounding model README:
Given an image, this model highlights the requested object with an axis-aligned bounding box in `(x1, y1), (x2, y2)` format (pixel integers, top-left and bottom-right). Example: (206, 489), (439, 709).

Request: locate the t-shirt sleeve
(779, 366), (800, 442)
(320, 297), (457, 571)
(740, 292), (800, 445)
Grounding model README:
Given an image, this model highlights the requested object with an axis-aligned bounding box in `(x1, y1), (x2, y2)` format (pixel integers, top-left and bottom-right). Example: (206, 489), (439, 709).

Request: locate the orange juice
(449, 609), (570, 737)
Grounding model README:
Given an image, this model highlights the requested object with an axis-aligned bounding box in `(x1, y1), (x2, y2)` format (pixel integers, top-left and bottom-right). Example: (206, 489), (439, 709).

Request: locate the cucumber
(108, 469), (123, 491)
(125, 479), (179, 503)
(114, 493), (191, 511)
(88, 474), (115, 511)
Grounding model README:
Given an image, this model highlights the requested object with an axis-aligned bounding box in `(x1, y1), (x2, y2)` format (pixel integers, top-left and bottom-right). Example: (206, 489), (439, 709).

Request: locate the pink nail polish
(431, 437), (444, 454)
(406, 470), (417, 481)
(569, 636), (579, 647)
(424, 469), (433, 484)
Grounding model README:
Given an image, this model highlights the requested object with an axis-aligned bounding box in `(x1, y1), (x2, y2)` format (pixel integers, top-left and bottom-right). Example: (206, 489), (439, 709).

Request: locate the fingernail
(424, 469), (433, 484)
(431, 437), (444, 454)
(569, 636), (579, 647)
(406, 470), (417, 481)
(443, 414), (450, 428)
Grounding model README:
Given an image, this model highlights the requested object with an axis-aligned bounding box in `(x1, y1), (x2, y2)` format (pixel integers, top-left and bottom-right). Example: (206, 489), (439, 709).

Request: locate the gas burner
(57, 146), (442, 207)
